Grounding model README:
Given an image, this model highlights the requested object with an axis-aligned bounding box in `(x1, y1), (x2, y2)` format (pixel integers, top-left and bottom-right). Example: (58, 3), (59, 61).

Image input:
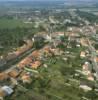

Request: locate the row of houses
(6, 40), (33, 62)
(79, 50), (95, 91)
(0, 39), (64, 98)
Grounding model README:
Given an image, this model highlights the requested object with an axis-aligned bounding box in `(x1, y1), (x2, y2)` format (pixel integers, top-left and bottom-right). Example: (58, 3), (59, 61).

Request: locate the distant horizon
(0, 0), (97, 4)
(0, 0), (95, 1)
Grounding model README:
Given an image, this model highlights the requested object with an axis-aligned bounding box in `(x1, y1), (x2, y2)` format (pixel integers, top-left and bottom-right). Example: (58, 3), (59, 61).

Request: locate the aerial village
(0, 23), (98, 100)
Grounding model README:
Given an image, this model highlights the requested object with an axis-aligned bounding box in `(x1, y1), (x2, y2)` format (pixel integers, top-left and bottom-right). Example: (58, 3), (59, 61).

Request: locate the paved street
(87, 38), (98, 77)
(0, 48), (35, 72)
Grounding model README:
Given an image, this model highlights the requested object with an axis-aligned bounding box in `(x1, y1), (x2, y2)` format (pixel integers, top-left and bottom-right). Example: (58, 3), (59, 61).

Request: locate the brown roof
(30, 61), (41, 69)
(31, 50), (40, 58)
(21, 73), (32, 84)
(0, 90), (6, 97)
(18, 57), (32, 68)
(8, 69), (20, 78)
(80, 51), (86, 57)
(43, 46), (50, 51)
(95, 57), (98, 62)
(80, 38), (89, 46)
(0, 73), (8, 81)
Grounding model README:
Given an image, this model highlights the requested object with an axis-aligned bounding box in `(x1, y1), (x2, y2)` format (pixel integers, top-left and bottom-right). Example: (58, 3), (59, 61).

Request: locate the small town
(0, 0), (98, 100)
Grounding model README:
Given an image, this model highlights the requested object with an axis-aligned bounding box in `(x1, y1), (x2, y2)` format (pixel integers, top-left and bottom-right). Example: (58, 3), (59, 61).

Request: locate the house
(79, 85), (92, 91)
(0, 89), (6, 98)
(41, 46), (52, 57)
(31, 50), (40, 59)
(30, 61), (41, 69)
(8, 68), (21, 78)
(83, 62), (89, 70)
(96, 50), (98, 53)
(0, 86), (13, 97)
(66, 31), (80, 38)
(10, 78), (18, 87)
(18, 57), (32, 68)
(43, 64), (48, 68)
(0, 73), (8, 81)
(87, 73), (94, 81)
(79, 81), (95, 91)
(94, 57), (98, 63)
(80, 38), (88, 47)
(43, 46), (50, 52)
(50, 48), (60, 56)
(76, 44), (80, 47)
(67, 27), (82, 33)
(82, 26), (96, 36)
(82, 62), (94, 80)
(82, 62), (90, 75)
(21, 73), (32, 84)
(55, 32), (64, 37)
(80, 51), (86, 58)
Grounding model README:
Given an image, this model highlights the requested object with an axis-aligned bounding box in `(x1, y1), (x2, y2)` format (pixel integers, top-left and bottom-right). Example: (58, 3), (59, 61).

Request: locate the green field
(0, 18), (33, 29)
(0, 18), (37, 55)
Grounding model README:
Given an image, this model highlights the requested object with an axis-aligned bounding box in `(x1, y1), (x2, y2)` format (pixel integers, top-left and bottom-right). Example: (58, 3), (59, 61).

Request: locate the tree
(85, 91), (98, 100)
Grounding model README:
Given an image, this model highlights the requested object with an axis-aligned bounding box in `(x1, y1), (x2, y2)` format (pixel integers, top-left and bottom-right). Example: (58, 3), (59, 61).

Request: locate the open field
(0, 18), (33, 29)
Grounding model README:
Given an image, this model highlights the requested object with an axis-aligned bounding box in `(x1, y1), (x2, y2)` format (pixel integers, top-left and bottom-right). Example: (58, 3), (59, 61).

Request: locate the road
(0, 48), (35, 72)
(87, 38), (98, 78)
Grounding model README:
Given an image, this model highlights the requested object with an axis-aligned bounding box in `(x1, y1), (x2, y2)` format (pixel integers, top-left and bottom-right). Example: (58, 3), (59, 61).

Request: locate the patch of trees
(76, 10), (98, 23)
(94, 44), (98, 49)
(34, 36), (45, 49)
(53, 11), (71, 22)
(0, 27), (36, 54)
